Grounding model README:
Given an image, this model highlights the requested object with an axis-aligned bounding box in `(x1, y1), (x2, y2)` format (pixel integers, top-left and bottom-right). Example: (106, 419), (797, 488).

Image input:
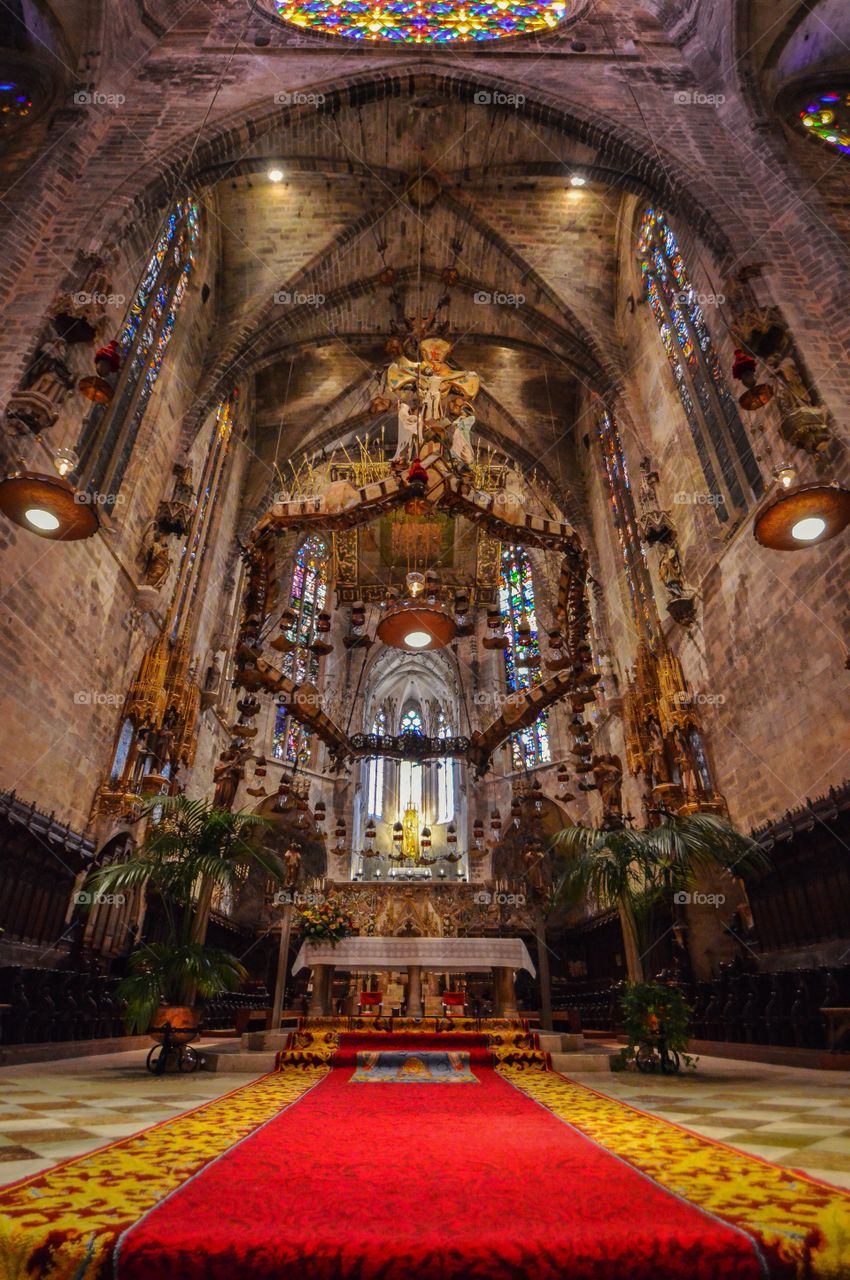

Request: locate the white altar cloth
(292, 936), (535, 976)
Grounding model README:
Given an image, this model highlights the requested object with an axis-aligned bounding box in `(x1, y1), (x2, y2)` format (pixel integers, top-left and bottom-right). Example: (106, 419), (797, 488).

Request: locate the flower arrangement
(297, 900), (355, 946)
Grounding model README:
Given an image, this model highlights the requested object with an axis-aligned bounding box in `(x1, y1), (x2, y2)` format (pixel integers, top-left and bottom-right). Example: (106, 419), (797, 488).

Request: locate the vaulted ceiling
(200, 90), (631, 523)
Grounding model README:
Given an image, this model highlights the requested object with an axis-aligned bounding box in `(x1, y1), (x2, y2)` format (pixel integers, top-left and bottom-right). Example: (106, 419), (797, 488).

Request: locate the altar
(292, 936), (535, 1017)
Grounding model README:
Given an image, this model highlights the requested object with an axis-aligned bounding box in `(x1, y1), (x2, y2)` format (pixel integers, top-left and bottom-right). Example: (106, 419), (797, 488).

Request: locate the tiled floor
(570, 1050), (850, 1190)
(0, 1041), (241, 1187)
(0, 1045), (847, 1192)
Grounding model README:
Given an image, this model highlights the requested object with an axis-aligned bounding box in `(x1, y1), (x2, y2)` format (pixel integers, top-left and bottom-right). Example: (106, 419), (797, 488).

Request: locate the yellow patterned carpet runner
(0, 1030), (849, 1279)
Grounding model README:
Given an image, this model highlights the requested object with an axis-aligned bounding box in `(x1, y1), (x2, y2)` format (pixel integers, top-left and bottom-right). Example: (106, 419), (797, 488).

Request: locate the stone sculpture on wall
(5, 335), (75, 434)
(636, 454), (697, 627)
(732, 305), (831, 459)
(592, 753), (624, 829)
(52, 246), (120, 345)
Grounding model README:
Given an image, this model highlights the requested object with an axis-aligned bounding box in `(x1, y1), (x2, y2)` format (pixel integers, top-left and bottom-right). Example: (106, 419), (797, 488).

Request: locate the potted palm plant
(552, 813), (767, 1068)
(84, 796), (281, 1036)
(552, 812), (767, 982)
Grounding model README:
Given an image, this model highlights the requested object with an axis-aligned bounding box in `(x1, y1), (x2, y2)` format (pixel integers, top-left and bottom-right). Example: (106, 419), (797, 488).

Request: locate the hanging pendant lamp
(753, 468), (850, 551)
(0, 470), (100, 540)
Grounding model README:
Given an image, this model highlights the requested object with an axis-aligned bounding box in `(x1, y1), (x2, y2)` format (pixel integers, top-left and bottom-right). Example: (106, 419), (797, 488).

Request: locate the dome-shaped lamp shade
(754, 484), (850, 551)
(0, 471), (100, 540)
(377, 603), (457, 651)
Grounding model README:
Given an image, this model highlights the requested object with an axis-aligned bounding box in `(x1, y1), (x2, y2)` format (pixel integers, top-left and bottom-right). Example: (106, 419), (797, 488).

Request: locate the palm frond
(550, 814), (768, 921)
(642, 814), (768, 880)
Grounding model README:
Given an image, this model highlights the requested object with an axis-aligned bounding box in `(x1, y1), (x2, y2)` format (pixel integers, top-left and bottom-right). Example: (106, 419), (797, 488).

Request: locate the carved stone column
(309, 963), (333, 1016)
(494, 966), (518, 1017)
(406, 964), (423, 1017)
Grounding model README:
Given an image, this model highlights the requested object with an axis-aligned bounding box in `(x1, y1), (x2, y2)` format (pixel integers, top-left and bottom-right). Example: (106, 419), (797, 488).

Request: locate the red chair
(442, 991), (466, 1017)
(358, 991), (383, 1016)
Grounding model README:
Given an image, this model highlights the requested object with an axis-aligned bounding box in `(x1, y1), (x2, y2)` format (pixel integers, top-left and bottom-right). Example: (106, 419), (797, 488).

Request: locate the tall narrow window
(596, 405), (656, 641)
(366, 708), (386, 819)
(398, 705), (423, 812)
(272, 534), (328, 766)
(436, 710), (455, 823)
(499, 544), (551, 771)
(108, 717), (135, 785)
(76, 198), (200, 499)
(170, 397), (235, 640)
(637, 208), (762, 520)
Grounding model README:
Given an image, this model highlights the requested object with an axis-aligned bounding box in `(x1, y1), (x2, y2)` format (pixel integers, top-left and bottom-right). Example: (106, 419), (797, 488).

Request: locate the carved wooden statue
(592, 753), (624, 827)
(138, 520), (172, 590)
(213, 743), (251, 811)
(283, 843), (302, 887)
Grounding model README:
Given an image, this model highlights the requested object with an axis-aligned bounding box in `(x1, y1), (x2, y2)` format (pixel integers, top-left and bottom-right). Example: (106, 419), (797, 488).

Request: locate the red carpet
(115, 1041), (765, 1279)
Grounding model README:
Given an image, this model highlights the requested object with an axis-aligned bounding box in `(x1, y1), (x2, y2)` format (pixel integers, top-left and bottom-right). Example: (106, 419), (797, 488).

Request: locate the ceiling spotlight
(570, 174), (587, 188)
(404, 630), (432, 649)
(753, 482), (850, 551)
(268, 167), (284, 183)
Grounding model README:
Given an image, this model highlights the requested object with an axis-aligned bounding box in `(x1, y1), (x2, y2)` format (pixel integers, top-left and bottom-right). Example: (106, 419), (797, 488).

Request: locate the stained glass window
(436, 711), (455, 824)
(0, 81), (32, 125)
(76, 198), (200, 499)
(596, 406), (656, 640)
(399, 705), (423, 812)
(366, 709), (386, 818)
(267, 0), (569, 43)
(400, 707), (423, 736)
(499, 545), (551, 771)
(109, 717), (135, 785)
(637, 208), (762, 520)
(272, 534), (329, 766)
(798, 89), (850, 156)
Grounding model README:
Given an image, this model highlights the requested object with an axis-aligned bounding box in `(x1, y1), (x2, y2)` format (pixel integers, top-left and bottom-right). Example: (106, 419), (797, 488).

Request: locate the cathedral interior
(0, 0), (849, 1275)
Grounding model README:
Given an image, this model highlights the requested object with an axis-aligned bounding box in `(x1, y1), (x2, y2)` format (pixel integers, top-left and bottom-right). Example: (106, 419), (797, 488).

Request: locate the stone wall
(0, 0), (847, 939)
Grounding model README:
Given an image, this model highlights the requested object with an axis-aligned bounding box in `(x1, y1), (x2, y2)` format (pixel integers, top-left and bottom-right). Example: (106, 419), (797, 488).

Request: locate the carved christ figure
(420, 370), (448, 423)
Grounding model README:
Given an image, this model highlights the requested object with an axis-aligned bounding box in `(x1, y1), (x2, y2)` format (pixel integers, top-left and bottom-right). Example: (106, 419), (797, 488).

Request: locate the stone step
(204, 1048), (278, 1073)
(244, 1029), (587, 1053)
(242, 1029), (294, 1051)
(537, 1032), (585, 1053)
(550, 1050), (612, 1073)
(207, 1045), (612, 1074)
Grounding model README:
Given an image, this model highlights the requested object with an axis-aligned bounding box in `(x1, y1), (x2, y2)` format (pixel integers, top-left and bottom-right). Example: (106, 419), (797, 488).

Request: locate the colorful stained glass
(798, 89), (850, 156)
(637, 207), (762, 518)
(595, 407), (656, 640)
(268, 0), (568, 43)
(273, 534), (329, 765)
(78, 199), (199, 497)
(400, 707), (423, 735)
(0, 81), (33, 125)
(499, 545), (550, 772)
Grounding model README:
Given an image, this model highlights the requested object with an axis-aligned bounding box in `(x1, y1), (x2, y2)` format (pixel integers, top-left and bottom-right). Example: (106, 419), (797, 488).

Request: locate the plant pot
(149, 1004), (200, 1045)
